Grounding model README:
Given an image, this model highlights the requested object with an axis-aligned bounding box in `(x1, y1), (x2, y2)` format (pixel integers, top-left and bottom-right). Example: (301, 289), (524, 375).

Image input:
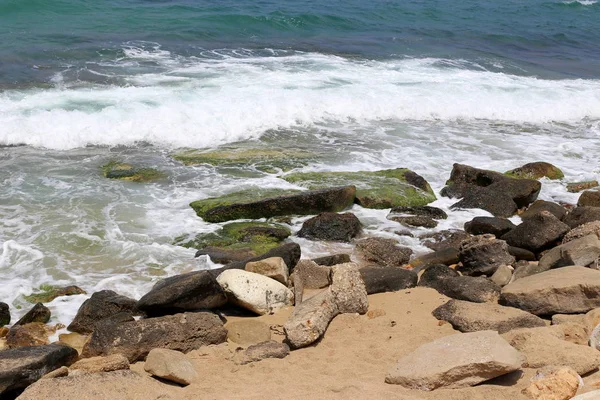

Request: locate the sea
(1, 0), (599, 329)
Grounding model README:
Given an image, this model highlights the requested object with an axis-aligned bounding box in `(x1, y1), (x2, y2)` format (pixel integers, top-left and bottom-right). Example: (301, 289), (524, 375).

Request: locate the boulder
(359, 266), (418, 294)
(464, 217), (516, 237)
(385, 330), (523, 390)
(420, 229), (471, 251)
(505, 162), (564, 180)
(578, 190), (600, 208)
(194, 247), (257, 264)
(236, 341), (290, 365)
(68, 290), (138, 335)
(329, 263), (368, 314)
(297, 212), (362, 242)
(568, 181), (599, 193)
(216, 269), (293, 315)
(448, 185), (518, 217)
(512, 261), (549, 281)
(490, 265), (514, 287)
(225, 320), (271, 346)
(521, 200), (568, 221)
(144, 348), (198, 386)
(245, 257), (289, 285)
(23, 285), (86, 304)
(388, 205), (448, 220)
(209, 242), (301, 275)
(522, 366), (580, 400)
(0, 344), (78, 394)
(427, 275), (501, 303)
(82, 312), (227, 362)
(312, 253), (351, 266)
(6, 323), (49, 348)
(563, 221), (600, 243)
(408, 248), (459, 271)
(70, 354), (129, 375)
(501, 266), (600, 315)
(136, 271), (227, 317)
(283, 290), (338, 349)
(282, 169), (436, 209)
(355, 237), (412, 267)
(0, 303), (10, 327)
(417, 264), (460, 288)
(562, 207), (600, 229)
(14, 303), (50, 326)
(190, 186), (356, 223)
(390, 215), (438, 228)
(289, 260), (331, 304)
(458, 234), (515, 276)
(509, 246), (536, 261)
(501, 211), (570, 252)
(538, 234), (600, 270)
(432, 299), (545, 333)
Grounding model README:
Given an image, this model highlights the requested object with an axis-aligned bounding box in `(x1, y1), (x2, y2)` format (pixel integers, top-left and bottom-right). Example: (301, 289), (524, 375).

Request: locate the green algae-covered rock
(175, 222), (291, 257)
(190, 186), (356, 223)
(282, 169), (436, 209)
(23, 285), (87, 304)
(102, 161), (165, 182)
(505, 162), (564, 180)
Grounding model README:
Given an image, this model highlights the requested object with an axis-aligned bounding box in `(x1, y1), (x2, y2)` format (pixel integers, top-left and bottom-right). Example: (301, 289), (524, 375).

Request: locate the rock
(509, 246), (537, 261)
(505, 162), (564, 180)
(501, 211), (570, 252)
(329, 263), (368, 314)
(0, 344), (78, 394)
(464, 217), (516, 237)
(282, 169), (436, 209)
(521, 200), (568, 221)
(563, 207), (600, 229)
(23, 285), (86, 304)
(82, 312), (227, 362)
(137, 270), (227, 317)
(572, 391), (600, 400)
(194, 247), (257, 264)
(6, 323), (49, 348)
(245, 257), (289, 285)
(217, 269), (293, 315)
(225, 320), (271, 346)
(355, 237), (412, 267)
(501, 266), (600, 315)
(312, 253), (351, 266)
(14, 303), (51, 326)
(513, 261), (549, 281)
(70, 354), (129, 374)
(389, 215), (438, 228)
(68, 290), (138, 335)
(209, 242), (301, 275)
(408, 248), (459, 271)
(522, 366), (580, 400)
(388, 205), (448, 220)
(190, 186), (356, 223)
(144, 348), (198, 386)
(57, 333), (88, 354)
(568, 181), (599, 193)
(359, 266), (418, 294)
(0, 303), (9, 326)
(42, 366), (68, 379)
(538, 234), (600, 270)
(432, 299), (545, 333)
(427, 276), (501, 303)
(490, 265), (514, 287)
(458, 234), (515, 276)
(283, 290), (338, 349)
(579, 190), (600, 208)
(503, 327), (600, 374)
(237, 341), (290, 365)
(102, 161), (164, 182)
(297, 212), (362, 242)
(447, 184), (518, 217)
(385, 330), (523, 390)
(420, 229), (471, 251)
(563, 221), (600, 243)
(418, 264), (460, 288)
(289, 260), (331, 304)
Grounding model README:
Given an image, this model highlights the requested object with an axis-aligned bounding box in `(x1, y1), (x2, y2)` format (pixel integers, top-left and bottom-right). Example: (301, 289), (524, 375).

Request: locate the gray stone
(312, 253), (351, 266)
(490, 265), (514, 287)
(417, 264), (459, 288)
(0, 302), (10, 327)
(501, 211), (570, 252)
(144, 348), (198, 385)
(458, 234), (515, 276)
(464, 217), (516, 237)
(68, 290), (138, 334)
(513, 261), (550, 281)
(297, 212), (362, 242)
(355, 237), (412, 267)
(521, 200), (568, 221)
(428, 275), (501, 303)
(14, 303), (50, 326)
(238, 341), (290, 364)
(330, 263), (368, 314)
(245, 257), (289, 285)
(563, 207), (600, 229)
(289, 260), (332, 305)
(538, 234), (600, 270)
(508, 246), (536, 261)
(359, 266), (418, 294)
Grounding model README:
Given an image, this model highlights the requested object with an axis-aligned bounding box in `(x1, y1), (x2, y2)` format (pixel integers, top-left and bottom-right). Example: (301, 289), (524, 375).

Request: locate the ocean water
(1, 0), (599, 327)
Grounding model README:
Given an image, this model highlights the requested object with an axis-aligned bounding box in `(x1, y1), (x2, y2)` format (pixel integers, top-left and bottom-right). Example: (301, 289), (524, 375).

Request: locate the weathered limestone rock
(14, 303), (50, 326)
(522, 366), (580, 400)
(217, 269), (293, 315)
(70, 354), (129, 375)
(82, 312), (227, 362)
(458, 234), (515, 276)
(6, 323), (49, 348)
(490, 265), (514, 287)
(283, 290), (338, 349)
(68, 290), (138, 334)
(41, 366), (68, 379)
(464, 217), (516, 237)
(355, 237), (412, 267)
(236, 341), (290, 365)
(329, 263), (368, 314)
(501, 211), (570, 252)
(385, 330), (523, 390)
(521, 200), (568, 221)
(501, 266), (600, 315)
(289, 260), (331, 305)
(245, 257), (289, 284)
(225, 320), (271, 346)
(359, 266), (417, 294)
(579, 190), (600, 208)
(538, 234), (600, 270)
(297, 212), (362, 242)
(513, 261), (549, 281)
(420, 229), (471, 251)
(408, 247), (459, 271)
(563, 221), (600, 244)
(505, 162), (564, 181)
(432, 299), (545, 333)
(144, 348), (198, 386)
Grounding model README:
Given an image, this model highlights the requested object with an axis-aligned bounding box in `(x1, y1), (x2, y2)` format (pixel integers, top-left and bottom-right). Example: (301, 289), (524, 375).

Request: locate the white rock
(144, 348), (198, 386)
(245, 257), (289, 285)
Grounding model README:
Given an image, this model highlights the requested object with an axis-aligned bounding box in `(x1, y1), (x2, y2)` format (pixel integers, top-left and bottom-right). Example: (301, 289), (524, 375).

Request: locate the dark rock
(82, 312), (227, 362)
(297, 212), (362, 242)
(409, 248), (459, 271)
(190, 186), (357, 223)
(420, 229), (471, 251)
(137, 270), (227, 317)
(359, 267), (418, 294)
(194, 247), (257, 264)
(448, 185), (518, 218)
(418, 264), (460, 288)
(563, 221), (600, 243)
(513, 261), (550, 281)
(388, 206), (448, 220)
(567, 181), (599, 193)
(504, 162), (564, 180)
(23, 286), (86, 304)
(501, 211), (570, 252)
(538, 235), (600, 270)
(427, 275), (501, 303)
(312, 253), (351, 266)
(389, 216), (437, 228)
(458, 234), (515, 276)
(562, 207), (600, 229)
(239, 341), (290, 364)
(508, 246), (536, 261)
(0, 302), (9, 326)
(67, 290), (138, 335)
(521, 200), (567, 221)
(355, 237), (412, 267)
(95, 312), (135, 328)
(464, 217), (516, 237)
(578, 190), (600, 208)
(210, 242), (301, 274)
(14, 303), (50, 326)
(0, 344), (78, 394)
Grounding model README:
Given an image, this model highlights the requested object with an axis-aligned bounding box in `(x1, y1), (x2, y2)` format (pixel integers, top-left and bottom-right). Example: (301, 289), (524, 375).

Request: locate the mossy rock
(505, 162), (564, 180)
(23, 285), (86, 304)
(282, 169), (436, 209)
(190, 186), (356, 223)
(102, 161), (165, 182)
(175, 222), (291, 256)
(172, 147), (318, 173)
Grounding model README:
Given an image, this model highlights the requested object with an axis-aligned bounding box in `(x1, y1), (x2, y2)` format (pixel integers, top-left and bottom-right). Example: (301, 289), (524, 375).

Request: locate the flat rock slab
(432, 299), (546, 334)
(501, 266), (600, 315)
(385, 330), (523, 390)
(70, 354), (130, 375)
(144, 348), (198, 385)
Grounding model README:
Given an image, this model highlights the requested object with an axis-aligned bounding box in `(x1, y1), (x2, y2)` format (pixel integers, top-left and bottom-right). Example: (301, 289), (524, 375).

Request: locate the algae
(23, 284), (86, 304)
(102, 160), (165, 182)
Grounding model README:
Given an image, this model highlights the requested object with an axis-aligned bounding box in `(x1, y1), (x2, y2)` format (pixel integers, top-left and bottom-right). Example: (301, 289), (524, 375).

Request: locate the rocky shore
(2, 160), (600, 399)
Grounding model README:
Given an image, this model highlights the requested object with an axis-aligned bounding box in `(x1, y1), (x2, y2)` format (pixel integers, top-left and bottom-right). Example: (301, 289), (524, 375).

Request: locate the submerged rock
(505, 161), (564, 180)
(102, 160), (164, 182)
(14, 303), (51, 326)
(567, 180), (599, 193)
(23, 285), (86, 304)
